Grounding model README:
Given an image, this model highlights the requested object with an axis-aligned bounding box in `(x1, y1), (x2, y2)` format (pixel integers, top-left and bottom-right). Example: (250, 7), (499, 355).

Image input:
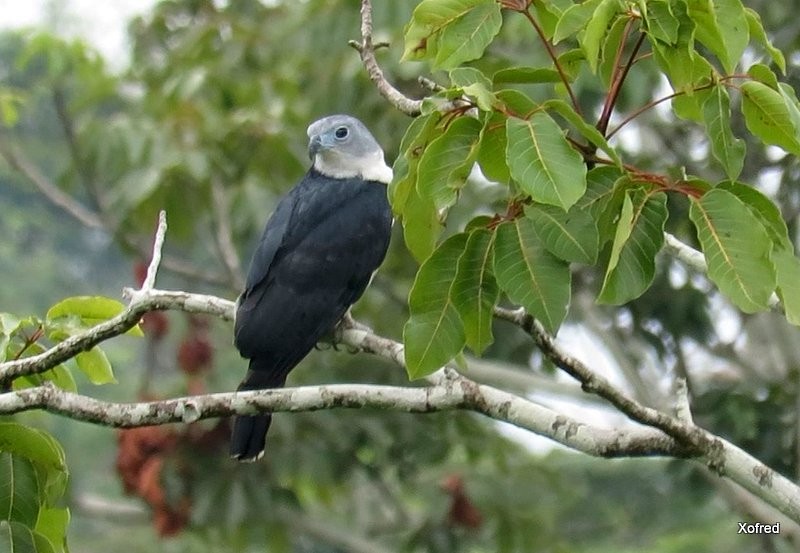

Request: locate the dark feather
(230, 168), (392, 460)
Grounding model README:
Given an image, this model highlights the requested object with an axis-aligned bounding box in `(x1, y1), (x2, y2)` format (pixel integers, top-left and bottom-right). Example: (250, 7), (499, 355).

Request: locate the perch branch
(0, 379), (685, 460)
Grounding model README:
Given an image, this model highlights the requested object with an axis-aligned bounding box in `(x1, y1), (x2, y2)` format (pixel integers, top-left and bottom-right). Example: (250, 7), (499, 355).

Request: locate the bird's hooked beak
(308, 132), (334, 160)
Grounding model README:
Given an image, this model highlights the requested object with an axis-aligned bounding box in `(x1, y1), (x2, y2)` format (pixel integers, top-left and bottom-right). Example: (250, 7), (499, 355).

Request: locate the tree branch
(52, 86), (107, 214)
(0, 375), (686, 460)
(0, 133), (105, 229)
(210, 177), (245, 289)
(349, 0), (423, 117)
(493, 305), (800, 523)
(663, 232), (707, 273)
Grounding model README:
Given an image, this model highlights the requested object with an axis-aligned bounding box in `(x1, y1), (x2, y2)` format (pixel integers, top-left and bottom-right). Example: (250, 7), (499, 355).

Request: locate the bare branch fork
(1, 211), (799, 523)
(348, 0), (423, 116)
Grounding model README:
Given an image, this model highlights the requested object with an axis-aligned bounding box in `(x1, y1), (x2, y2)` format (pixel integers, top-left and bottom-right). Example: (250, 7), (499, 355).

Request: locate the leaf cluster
(0, 422), (70, 553)
(1, 296), (132, 391)
(396, 0), (800, 378)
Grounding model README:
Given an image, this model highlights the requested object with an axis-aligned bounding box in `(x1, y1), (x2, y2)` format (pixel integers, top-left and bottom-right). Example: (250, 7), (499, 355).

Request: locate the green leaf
(13, 364), (77, 394)
(0, 90), (21, 128)
(582, 0), (622, 73)
(579, 167), (626, 244)
(544, 98), (622, 166)
(526, 204), (599, 264)
(434, 2), (503, 69)
(645, 0), (680, 44)
(0, 424), (68, 506)
(689, 188), (775, 312)
(598, 190), (668, 304)
(31, 531), (56, 553)
(0, 313), (21, 335)
(74, 347), (116, 385)
(599, 15), (629, 87)
(34, 508), (69, 553)
(553, 0), (601, 44)
(557, 49), (587, 81)
(481, 92), (537, 185)
(452, 229), (499, 354)
(478, 112), (510, 183)
(45, 296), (142, 337)
(651, 2), (714, 121)
(686, 0), (748, 73)
(777, 83), (800, 143)
(403, 0), (502, 69)
(450, 67), (491, 89)
(46, 296), (124, 325)
(449, 68), (496, 111)
(744, 8), (786, 74)
(391, 113), (443, 215)
(740, 81), (800, 157)
(702, 86), (745, 180)
(0, 314), (21, 363)
(492, 67), (562, 85)
(0, 453), (40, 527)
(773, 249), (800, 326)
(0, 520), (37, 553)
(404, 234), (468, 379)
(403, 187), (442, 263)
(417, 116), (482, 210)
(531, 0), (562, 39)
(714, 181), (796, 322)
(493, 219), (570, 332)
(505, 113), (587, 209)
(495, 89), (538, 117)
(717, 181), (790, 248)
(747, 63), (779, 89)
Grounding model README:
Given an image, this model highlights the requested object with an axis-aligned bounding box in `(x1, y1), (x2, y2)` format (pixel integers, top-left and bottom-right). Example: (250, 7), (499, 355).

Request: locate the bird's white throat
(314, 150), (393, 184)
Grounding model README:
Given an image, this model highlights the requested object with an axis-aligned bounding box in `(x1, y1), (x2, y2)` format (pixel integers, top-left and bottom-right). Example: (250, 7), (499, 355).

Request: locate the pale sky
(0, 0), (157, 66)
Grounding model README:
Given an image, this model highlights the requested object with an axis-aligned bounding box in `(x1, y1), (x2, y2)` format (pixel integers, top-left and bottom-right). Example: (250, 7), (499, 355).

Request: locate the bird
(230, 114), (394, 461)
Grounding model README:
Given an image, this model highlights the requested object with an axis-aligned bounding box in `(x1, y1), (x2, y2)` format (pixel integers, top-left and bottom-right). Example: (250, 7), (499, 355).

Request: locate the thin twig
(597, 21), (642, 135)
(52, 86), (107, 213)
(350, 0), (423, 116)
(210, 178), (245, 289)
(673, 378), (693, 423)
(606, 90), (682, 139)
(0, 134), (104, 229)
(521, 8), (581, 115)
(143, 211), (167, 291)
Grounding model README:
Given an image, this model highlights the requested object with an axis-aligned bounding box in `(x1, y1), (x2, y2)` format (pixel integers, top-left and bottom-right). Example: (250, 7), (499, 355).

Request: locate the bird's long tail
(229, 360), (288, 461)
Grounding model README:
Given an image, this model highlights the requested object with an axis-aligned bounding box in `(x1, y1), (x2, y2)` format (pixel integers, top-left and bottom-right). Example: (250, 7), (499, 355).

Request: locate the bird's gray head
(307, 115), (393, 184)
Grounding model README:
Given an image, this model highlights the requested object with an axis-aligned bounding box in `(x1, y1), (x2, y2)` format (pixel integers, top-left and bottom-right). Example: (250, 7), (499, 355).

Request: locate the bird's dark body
(230, 168), (392, 459)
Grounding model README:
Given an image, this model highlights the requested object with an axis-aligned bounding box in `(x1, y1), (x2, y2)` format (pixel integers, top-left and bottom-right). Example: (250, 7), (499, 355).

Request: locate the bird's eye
(334, 126), (349, 140)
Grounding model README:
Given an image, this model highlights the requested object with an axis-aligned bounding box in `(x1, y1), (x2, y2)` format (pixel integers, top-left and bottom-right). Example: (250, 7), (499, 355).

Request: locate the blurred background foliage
(1, 0), (800, 551)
